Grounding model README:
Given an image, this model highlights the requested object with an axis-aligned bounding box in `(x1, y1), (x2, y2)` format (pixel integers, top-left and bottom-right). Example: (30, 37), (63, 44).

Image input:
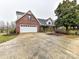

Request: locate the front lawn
(0, 34), (17, 43)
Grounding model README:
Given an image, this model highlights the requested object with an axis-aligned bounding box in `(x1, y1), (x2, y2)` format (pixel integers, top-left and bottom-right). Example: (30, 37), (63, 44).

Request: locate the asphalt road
(0, 33), (79, 59)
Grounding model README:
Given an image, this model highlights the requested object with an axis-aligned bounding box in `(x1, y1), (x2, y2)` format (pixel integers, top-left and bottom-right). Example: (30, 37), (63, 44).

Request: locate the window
(28, 15), (31, 20)
(48, 22), (51, 24)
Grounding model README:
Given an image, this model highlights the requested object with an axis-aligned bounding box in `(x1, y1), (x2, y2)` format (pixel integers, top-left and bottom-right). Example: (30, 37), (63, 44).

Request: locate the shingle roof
(38, 18), (54, 26)
(16, 10), (53, 26)
(38, 18), (47, 26)
(16, 11), (25, 15)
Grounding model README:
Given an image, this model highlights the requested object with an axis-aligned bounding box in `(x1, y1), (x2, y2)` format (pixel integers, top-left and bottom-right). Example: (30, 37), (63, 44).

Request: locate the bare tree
(10, 21), (16, 30)
(6, 22), (9, 35)
(0, 21), (5, 33)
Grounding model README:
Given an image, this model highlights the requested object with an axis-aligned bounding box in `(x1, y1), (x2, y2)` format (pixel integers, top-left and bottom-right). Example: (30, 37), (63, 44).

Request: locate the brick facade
(16, 13), (40, 33)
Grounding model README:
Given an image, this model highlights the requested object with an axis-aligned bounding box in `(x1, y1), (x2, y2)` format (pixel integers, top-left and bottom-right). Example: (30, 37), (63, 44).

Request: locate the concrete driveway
(0, 33), (79, 59)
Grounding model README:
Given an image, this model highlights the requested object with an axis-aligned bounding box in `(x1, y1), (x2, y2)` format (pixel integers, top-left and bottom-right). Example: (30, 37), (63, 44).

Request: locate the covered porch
(40, 26), (54, 32)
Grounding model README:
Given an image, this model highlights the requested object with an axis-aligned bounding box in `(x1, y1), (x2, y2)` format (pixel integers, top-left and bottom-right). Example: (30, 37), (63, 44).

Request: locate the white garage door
(20, 25), (37, 33)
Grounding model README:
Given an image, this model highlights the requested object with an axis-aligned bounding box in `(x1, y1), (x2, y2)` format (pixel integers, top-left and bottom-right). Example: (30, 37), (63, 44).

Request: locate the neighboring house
(16, 10), (54, 33)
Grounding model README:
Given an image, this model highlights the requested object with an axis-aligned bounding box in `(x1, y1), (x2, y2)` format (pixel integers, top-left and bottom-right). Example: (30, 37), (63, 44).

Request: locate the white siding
(46, 20), (52, 26)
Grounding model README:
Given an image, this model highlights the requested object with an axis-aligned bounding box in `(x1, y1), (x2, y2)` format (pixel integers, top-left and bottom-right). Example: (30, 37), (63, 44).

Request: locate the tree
(10, 21), (16, 29)
(6, 22), (9, 35)
(10, 21), (16, 34)
(0, 21), (5, 33)
(55, 0), (78, 32)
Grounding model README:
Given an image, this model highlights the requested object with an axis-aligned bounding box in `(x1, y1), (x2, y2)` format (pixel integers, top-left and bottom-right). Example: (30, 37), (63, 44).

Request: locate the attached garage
(16, 10), (40, 33)
(20, 24), (37, 33)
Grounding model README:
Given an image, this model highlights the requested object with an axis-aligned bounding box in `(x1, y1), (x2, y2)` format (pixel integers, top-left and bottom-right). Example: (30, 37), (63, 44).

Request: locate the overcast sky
(0, 0), (78, 22)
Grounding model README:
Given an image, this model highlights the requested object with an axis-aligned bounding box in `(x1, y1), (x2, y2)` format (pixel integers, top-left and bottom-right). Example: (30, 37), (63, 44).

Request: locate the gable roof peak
(27, 10), (31, 12)
(26, 10), (32, 15)
(48, 17), (52, 19)
(47, 17), (52, 20)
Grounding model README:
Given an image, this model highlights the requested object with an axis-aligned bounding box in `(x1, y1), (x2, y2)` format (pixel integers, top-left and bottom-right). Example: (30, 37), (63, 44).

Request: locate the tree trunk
(65, 26), (69, 33)
(72, 26), (75, 30)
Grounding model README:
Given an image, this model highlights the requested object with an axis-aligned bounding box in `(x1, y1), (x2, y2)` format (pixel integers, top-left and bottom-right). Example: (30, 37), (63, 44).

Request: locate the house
(16, 10), (53, 33)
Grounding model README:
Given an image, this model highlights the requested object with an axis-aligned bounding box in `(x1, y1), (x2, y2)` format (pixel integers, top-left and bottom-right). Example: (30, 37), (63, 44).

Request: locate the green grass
(0, 34), (17, 43)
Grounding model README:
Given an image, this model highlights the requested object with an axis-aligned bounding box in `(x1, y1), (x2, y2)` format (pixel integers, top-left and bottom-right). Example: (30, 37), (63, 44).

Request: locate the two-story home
(16, 10), (53, 33)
